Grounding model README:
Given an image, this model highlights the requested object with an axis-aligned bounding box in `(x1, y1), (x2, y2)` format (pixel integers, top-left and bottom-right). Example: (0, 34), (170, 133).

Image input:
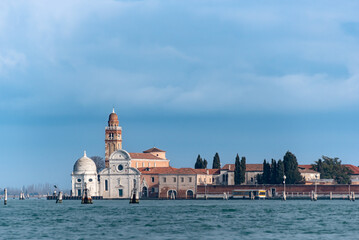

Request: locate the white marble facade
(71, 149), (141, 199)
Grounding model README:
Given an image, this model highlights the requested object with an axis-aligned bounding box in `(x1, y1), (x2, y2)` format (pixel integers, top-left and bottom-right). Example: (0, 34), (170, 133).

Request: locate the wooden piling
(4, 189), (7, 205)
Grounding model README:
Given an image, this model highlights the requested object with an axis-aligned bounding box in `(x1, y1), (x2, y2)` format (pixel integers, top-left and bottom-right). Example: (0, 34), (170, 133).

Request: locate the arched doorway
(142, 186), (148, 198)
(168, 190), (177, 199)
(186, 190), (194, 199)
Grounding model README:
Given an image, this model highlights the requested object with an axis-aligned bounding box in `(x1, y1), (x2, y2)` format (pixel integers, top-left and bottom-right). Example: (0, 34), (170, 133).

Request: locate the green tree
(212, 152), (221, 169)
(312, 156), (352, 184)
(195, 155), (204, 169)
(256, 173), (263, 184)
(276, 160), (285, 184)
(283, 151), (303, 184)
(240, 156), (246, 184)
(203, 159), (208, 169)
(234, 154), (241, 185)
(270, 159), (277, 184)
(262, 159), (271, 184)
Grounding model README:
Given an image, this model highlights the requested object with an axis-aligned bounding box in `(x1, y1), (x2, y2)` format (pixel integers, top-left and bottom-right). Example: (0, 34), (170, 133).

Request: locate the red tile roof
(129, 153), (165, 160)
(138, 167), (177, 174)
(298, 168), (318, 174)
(298, 165), (313, 170)
(192, 169), (220, 175)
(222, 164), (263, 172)
(138, 167), (197, 175)
(344, 164), (359, 175)
(143, 147), (166, 153)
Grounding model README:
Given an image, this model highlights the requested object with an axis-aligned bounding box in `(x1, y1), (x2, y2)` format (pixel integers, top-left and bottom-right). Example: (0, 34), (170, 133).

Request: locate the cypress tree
(270, 159), (277, 184)
(203, 159), (208, 169)
(276, 160), (284, 184)
(240, 156), (246, 184)
(262, 159), (271, 184)
(212, 152), (221, 169)
(283, 151), (303, 184)
(195, 155), (203, 169)
(234, 154), (241, 185)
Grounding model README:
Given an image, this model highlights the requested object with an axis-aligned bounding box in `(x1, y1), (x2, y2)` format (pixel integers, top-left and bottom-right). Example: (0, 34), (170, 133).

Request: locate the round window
(77, 179), (81, 182)
(118, 164), (123, 171)
(89, 178), (93, 182)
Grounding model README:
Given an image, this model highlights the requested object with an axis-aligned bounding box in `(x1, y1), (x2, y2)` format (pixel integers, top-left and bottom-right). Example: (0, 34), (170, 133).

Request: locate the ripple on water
(1, 200), (359, 239)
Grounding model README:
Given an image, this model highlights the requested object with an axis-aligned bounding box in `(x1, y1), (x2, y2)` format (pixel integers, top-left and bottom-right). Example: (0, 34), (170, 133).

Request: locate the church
(71, 109), (170, 199)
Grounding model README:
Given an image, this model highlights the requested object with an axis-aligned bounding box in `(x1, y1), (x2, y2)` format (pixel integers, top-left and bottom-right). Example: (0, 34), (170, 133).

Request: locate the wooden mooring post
(4, 189), (7, 205)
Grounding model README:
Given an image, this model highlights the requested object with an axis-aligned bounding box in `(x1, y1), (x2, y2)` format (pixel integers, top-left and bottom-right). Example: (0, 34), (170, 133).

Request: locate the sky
(1, 0), (359, 188)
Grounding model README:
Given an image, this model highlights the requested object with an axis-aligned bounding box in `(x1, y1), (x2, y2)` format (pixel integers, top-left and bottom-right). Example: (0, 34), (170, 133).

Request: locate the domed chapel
(71, 109), (170, 199)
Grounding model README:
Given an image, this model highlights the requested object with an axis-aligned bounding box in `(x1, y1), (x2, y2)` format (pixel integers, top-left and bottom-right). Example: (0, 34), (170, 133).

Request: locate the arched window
(105, 180), (108, 191)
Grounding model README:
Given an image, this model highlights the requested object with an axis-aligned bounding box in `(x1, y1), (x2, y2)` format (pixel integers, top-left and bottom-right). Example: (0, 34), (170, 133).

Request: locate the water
(1, 199), (359, 239)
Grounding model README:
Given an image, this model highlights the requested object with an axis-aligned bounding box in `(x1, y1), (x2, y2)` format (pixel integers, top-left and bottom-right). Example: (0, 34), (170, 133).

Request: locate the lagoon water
(1, 199), (359, 239)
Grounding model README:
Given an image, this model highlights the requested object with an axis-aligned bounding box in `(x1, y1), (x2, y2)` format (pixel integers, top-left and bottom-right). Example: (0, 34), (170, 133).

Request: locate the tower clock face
(118, 164), (124, 171)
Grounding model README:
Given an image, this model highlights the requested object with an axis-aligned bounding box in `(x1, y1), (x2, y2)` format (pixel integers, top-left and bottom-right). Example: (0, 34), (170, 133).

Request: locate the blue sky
(1, 0), (359, 188)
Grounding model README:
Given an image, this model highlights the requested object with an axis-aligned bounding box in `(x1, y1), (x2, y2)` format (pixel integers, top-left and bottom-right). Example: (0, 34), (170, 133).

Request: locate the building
(139, 167), (197, 199)
(72, 149), (141, 199)
(105, 109), (170, 169)
(71, 109), (168, 199)
(130, 147), (170, 168)
(343, 164), (359, 184)
(222, 164), (263, 185)
(298, 166), (320, 181)
(72, 151), (99, 197)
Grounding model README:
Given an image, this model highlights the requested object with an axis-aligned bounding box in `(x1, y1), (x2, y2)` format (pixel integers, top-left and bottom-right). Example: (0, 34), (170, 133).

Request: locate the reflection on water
(0, 199), (358, 239)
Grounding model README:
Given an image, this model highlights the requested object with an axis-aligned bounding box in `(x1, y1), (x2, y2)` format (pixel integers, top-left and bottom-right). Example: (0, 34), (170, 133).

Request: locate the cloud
(0, 50), (26, 75)
(1, 0), (359, 116)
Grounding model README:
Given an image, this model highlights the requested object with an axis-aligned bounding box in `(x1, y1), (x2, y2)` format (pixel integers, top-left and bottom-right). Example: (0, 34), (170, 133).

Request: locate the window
(118, 164), (123, 171)
(105, 180), (108, 191)
(151, 187), (155, 192)
(98, 175), (100, 181)
(89, 178), (93, 182)
(173, 177), (176, 182)
(151, 177), (155, 183)
(78, 189), (81, 196)
(163, 177), (166, 183)
(181, 177), (184, 183)
(188, 177), (192, 183)
(251, 177), (254, 183)
(77, 179), (81, 183)
(119, 189), (123, 197)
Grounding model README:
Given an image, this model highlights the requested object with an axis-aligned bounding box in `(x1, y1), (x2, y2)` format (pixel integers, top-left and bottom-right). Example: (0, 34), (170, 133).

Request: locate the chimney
(229, 165), (231, 170)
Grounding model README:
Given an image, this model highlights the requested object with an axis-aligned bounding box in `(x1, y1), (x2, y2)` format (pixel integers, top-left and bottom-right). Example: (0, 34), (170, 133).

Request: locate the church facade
(71, 109), (170, 199)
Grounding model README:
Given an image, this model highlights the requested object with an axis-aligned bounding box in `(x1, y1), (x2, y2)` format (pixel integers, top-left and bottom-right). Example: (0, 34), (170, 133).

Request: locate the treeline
(194, 152), (247, 185)
(194, 152), (221, 169)
(312, 156), (352, 184)
(257, 151), (303, 184)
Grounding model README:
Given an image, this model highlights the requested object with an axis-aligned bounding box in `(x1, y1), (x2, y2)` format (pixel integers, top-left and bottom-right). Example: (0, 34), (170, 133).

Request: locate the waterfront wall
(197, 184), (359, 195)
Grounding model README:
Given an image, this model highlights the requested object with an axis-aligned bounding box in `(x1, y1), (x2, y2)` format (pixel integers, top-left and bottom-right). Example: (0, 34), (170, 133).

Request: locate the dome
(73, 151), (97, 174)
(108, 108), (119, 126)
(109, 113), (118, 122)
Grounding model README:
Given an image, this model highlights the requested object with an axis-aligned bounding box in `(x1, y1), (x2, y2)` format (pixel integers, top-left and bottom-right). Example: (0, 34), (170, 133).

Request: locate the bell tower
(105, 108), (122, 168)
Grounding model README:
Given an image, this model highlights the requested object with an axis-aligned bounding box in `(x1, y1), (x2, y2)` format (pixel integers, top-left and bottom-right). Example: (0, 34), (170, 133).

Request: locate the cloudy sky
(1, 0), (359, 188)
